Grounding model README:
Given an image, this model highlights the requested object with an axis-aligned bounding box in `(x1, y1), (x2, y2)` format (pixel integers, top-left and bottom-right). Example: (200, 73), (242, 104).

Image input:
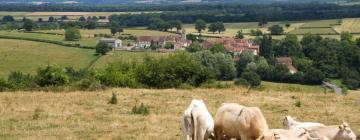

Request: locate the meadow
(0, 82), (359, 139)
(0, 11), (163, 21)
(334, 18), (360, 33)
(0, 39), (96, 77)
(0, 30), (99, 47)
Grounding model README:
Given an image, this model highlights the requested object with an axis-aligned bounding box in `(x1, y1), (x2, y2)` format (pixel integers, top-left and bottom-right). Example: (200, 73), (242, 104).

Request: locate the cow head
(256, 131), (278, 140)
(337, 122), (357, 140)
(283, 116), (296, 129)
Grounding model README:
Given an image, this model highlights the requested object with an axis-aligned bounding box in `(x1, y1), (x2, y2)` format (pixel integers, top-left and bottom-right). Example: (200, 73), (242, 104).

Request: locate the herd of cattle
(180, 99), (357, 140)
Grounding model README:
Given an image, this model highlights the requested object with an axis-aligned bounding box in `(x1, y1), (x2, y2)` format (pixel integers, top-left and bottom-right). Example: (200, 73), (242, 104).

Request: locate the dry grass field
(183, 22), (304, 37)
(0, 82), (359, 140)
(334, 18), (360, 33)
(0, 39), (96, 77)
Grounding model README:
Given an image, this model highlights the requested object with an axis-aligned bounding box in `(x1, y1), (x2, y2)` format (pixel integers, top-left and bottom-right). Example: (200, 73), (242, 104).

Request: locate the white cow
(257, 128), (318, 140)
(283, 116), (325, 130)
(308, 122), (357, 140)
(180, 99), (214, 140)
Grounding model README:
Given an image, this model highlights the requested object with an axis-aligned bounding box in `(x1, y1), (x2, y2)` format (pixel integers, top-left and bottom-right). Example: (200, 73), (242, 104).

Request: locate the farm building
(99, 38), (122, 49)
(135, 29), (191, 50)
(276, 57), (298, 74)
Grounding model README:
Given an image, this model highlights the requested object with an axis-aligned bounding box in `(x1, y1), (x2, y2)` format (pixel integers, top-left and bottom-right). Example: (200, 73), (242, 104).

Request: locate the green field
(0, 11), (163, 21)
(0, 39), (96, 77)
(300, 19), (340, 28)
(289, 28), (337, 35)
(0, 30), (99, 47)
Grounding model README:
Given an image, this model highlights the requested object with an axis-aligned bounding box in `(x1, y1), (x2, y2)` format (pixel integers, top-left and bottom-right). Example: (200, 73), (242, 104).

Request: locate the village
(98, 28), (300, 74)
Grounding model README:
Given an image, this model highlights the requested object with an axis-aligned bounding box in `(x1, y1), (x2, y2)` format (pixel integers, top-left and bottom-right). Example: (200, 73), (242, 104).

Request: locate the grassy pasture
(0, 11), (163, 21)
(183, 21), (304, 37)
(0, 39), (96, 77)
(289, 28), (337, 35)
(0, 84), (359, 139)
(300, 19), (340, 28)
(39, 28), (177, 38)
(334, 18), (360, 33)
(0, 30), (99, 47)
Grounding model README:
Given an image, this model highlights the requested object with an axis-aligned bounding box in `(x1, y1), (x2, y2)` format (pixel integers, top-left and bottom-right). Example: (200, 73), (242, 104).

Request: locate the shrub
(65, 28), (81, 41)
(96, 62), (139, 88)
(95, 41), (112, 55)
(294, 99), (302, 107)
(76, 77), (102, 91)
(108, 92), (118, 105)
(35, 65), (69, 87)
(234, 78), (249, 86)
(32, 107), (43, 120)
(136, 52), (211, 88)
(7, 71), (35, 90)
(0, 78), (9, 92)
(132, 103), (149, 115)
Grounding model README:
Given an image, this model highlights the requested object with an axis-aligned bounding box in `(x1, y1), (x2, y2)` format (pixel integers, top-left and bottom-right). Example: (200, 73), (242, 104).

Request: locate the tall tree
(23, 19), (35, 31)
(235, 31), (244, 39)
(208, 23), (217, 34)
(215, 22), (226, 34)
(260, 34), (274, 61)
(96, 42), (112, 55)
(195, 19), (206, 33)
(268, 25), (284, 35)
(65, 28), (81, 41)
(48, 16), (55, 22)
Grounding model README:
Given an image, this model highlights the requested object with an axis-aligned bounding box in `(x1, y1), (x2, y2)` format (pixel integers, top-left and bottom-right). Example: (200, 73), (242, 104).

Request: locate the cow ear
(339, 125), (344, 130)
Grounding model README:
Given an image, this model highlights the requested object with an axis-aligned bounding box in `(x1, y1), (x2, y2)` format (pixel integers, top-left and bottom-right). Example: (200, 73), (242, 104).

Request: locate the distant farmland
(0, 39), (96, 77)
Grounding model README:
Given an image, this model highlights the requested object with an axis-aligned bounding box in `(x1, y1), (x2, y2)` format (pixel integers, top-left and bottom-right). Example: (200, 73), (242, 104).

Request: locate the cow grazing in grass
(180, 99), (214, 140)
(214, 103), (270, 140)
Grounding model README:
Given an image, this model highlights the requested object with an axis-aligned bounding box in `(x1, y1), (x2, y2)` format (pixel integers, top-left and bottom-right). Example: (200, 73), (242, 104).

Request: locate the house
(99, 38), (122, 49)
(215, 37), (260, 55)
(135, 28), (192, 50)
(276, 57), (298, 74)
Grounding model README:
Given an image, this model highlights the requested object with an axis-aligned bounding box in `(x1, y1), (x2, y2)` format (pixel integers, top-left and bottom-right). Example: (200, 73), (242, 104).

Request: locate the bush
(32, 107), (44, 120)
(132, 103), (149, 115)
(0, 78), (9, 92)
(76, 77), (102, 91)
(108, 92), (118, 105)
(35, 65), (69, 87)
(136, 52), (212, 88)
(96, 62), (139, 88)
(65, 28), (81, 41)
(7, 71), (35, 90)
(234, 78), (249, 86)
(240, 71), (261, 93)
(95, 41), (112, 55)
(294, 99), (302, 107)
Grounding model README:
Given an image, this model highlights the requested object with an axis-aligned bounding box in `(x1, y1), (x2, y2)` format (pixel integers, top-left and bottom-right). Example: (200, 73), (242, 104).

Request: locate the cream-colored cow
(214, 103), (270, 140)
(180, 99), (214, 140)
